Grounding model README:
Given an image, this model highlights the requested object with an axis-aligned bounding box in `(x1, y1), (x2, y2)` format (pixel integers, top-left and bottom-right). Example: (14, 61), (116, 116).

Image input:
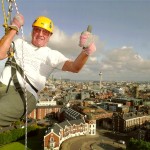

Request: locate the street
(60, 129), (127, 150)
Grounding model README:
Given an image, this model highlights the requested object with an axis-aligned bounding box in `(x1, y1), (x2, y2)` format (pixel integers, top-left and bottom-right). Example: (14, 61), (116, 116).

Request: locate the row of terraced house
(43, 107), (96, 150)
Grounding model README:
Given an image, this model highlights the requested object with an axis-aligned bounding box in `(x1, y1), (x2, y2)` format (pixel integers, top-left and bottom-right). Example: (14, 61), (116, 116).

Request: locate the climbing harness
(1, 1), (29, 149)
(5, 43), (38, 94)
(5, 43), (38, 117)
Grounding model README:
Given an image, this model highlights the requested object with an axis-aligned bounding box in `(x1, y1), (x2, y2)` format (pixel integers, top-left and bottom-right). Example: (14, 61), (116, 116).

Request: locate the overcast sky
(0, 0), (150, 82)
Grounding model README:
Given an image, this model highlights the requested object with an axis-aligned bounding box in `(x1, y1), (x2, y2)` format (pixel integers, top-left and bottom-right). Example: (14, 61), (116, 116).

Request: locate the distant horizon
(51, 76), (150, 83)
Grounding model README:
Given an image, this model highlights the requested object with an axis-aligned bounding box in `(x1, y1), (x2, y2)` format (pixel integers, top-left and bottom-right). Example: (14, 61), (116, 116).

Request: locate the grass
(0, 127), (45, 150)
(0, 142), (30, 150)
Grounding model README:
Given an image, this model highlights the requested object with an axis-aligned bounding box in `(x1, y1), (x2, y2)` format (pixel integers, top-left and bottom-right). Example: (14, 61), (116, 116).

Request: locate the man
(0, 14), (96, 126)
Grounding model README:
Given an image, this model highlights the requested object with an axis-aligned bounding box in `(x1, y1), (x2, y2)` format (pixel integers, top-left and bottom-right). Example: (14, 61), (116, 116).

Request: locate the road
(60, 129), (127, 150)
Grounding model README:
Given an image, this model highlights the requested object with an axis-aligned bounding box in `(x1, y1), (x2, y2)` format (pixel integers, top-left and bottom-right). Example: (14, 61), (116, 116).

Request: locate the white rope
(9, 1), (28, 150)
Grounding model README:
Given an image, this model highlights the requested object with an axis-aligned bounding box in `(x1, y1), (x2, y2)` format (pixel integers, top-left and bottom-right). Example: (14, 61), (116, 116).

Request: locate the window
(50, 137), (54, 142)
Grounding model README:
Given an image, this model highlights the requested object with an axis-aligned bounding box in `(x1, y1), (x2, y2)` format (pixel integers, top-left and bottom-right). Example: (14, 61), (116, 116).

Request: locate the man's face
(31, 27), (52, 47)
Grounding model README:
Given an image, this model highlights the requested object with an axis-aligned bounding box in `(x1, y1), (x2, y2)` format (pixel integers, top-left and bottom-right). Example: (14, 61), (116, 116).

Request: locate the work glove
(79, 31), (96, 55)
(9, 13), (24, 32)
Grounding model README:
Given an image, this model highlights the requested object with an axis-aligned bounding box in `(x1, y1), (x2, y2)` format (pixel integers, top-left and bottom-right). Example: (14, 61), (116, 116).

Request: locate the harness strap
(6, 57), (38, 93)
(11, 68), (26, 117)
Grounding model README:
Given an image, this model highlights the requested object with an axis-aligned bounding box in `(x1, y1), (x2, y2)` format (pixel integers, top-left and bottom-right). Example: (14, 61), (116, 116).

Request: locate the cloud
(99, 46), (150, 81)
(48, 26), (79, 57)
(46, 27), (150, 81)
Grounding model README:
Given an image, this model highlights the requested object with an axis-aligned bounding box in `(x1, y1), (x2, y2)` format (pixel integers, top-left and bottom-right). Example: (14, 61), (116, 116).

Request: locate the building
(44, 119), (89, 150)
(112, 112), (150, 133)
(28, 105), (63, 120)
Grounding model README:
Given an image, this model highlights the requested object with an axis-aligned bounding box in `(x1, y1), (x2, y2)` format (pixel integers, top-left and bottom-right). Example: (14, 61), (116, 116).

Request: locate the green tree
(126, 138), (150, 150)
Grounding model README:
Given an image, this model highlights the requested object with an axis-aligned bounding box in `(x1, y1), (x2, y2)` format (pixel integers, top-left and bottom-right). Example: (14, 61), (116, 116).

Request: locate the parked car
(118, 140), (125, 144)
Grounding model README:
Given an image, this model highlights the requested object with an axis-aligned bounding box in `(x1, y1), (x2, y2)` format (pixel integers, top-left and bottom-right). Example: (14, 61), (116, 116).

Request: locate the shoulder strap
(5, 57), (38, 93)
(12, 57), (38, 93)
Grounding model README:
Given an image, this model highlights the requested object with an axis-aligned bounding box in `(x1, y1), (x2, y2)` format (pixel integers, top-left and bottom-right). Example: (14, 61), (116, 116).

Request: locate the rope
(1, 1), (28, 150)
(13, 1), (28, 149)
(1, 0), (13, 33)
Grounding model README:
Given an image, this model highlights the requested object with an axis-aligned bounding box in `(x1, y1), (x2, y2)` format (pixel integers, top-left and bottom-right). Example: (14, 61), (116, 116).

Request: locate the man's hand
(9, 13), (24, 32)
(79, 31), (96, 55)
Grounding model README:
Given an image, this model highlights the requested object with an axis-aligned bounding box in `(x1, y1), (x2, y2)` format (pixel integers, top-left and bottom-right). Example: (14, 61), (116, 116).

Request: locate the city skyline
(0, 0), (150, 82)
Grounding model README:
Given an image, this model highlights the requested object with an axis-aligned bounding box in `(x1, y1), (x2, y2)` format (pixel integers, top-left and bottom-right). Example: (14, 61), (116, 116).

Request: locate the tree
(126, 138), (150, 150)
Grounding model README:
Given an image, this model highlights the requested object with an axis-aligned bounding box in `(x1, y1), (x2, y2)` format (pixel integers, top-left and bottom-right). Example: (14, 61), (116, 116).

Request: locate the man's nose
(39, 30), (44, 35)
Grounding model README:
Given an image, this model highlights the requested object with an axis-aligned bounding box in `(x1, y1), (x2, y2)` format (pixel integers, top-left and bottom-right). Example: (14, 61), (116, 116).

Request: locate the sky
(0, 0), (150, 82)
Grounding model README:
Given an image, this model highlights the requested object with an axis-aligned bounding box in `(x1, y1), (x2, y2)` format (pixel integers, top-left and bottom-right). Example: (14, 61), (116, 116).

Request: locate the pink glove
(83, 43), (96, 55)
(79, 31), (96, 55)
(9, 13), (24, 32)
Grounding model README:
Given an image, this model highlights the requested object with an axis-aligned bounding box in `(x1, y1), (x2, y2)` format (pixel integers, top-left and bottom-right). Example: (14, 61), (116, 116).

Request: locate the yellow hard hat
(32, 16), (54, 33)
